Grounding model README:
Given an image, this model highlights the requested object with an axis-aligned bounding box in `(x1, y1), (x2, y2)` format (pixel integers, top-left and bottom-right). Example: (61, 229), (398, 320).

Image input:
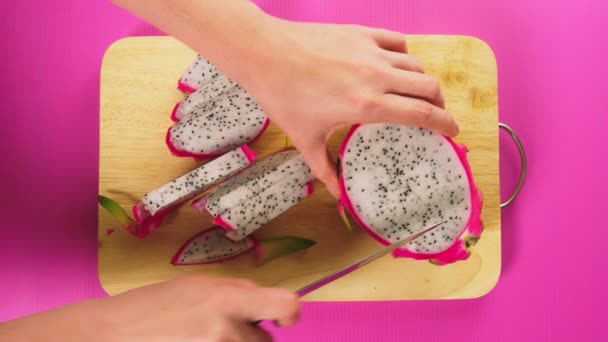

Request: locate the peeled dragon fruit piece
(171, 226), (258, 265)
(166, 86), (269, 159)
(219, 182), (315, 241)
(338, 124), (483, 265)
(201, 148), (310, 217)
(171, 74), (237, 122)
(130, 145), (256, 238)
(177, 55), (221, 94)
(172, 226), (317, 266)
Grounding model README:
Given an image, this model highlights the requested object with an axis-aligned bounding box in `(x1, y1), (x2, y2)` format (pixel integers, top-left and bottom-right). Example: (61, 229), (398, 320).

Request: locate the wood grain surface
(98, 36), (500, 300)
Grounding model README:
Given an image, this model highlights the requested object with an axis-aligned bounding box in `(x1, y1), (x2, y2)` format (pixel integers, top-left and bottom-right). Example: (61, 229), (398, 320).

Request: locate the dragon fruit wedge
(171, 74), (237, 122)
(177, 55), (221, 94)
(166, 85), (269, 159)
(171, 226), (258, 265)
(130, 145), (257, 238)
(338, 124), (483, 265)
(192, 148), (315, 241)
(172, 226), (316, 266)
(199, 148), (312, 216)
(219, 181), (314, 241)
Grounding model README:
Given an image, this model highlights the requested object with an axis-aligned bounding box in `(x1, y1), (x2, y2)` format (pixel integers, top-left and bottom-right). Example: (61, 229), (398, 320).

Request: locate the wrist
(197, 2), (287, 85)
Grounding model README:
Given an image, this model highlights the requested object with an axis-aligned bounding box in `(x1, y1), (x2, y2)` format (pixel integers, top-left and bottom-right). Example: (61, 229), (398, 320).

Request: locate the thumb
(297, 141), (340, 199)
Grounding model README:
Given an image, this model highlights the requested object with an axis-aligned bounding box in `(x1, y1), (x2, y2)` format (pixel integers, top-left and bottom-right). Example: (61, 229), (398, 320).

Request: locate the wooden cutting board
(98, 36), (500, 300)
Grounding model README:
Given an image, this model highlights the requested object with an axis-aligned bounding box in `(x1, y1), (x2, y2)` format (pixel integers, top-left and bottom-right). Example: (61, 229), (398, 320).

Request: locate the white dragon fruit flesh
(172, 226), (316, 266)
(219, 181), (314, 241)
(200, 148), (309, 216)
(131, 145), (256, 238)
(171, 226), (258, 265)
(167, 85), (269, 159)
(338, 124), (483, 265)
(171, 74), (237, 122)
(192, 148), (315, 241)
(177, 55), (221, 94)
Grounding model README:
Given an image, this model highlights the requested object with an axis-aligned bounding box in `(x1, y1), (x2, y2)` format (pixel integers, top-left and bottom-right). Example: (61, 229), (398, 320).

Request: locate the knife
(251, 220), (445, 326)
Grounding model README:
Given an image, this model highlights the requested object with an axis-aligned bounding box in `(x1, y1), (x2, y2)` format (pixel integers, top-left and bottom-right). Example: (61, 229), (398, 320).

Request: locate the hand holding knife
(251, 220), (445, 326)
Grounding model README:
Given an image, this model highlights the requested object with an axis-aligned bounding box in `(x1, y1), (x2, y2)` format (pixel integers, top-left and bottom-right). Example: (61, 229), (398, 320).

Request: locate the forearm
(110, 0), (279, 84)
(0, 299), (110, 342)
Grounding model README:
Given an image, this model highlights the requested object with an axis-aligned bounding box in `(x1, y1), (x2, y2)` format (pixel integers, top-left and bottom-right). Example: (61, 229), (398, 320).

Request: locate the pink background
(1, 0), (606, 340)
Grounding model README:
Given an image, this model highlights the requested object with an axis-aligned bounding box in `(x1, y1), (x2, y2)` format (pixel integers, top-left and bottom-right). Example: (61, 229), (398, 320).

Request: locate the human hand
(231, 21), (458, 198)
(108, 1), (457, 198)
(100, 276), (299, 341)
(0, 276), (299, 342)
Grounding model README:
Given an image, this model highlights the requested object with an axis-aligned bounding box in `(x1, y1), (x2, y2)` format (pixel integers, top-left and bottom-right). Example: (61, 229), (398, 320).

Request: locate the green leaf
(256, 237), (316, 264)
(98, 195), (136, 227)
(338, 202), (353, 233)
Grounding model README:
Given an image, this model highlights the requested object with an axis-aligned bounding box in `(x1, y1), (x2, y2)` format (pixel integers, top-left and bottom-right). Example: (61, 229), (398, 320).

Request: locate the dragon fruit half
(129, 145), (256, 237)
(172, 226), (316, 265)
(193, 148), (315, 240)
(169, 56), (269, 159)
(338, 124), (483, 265)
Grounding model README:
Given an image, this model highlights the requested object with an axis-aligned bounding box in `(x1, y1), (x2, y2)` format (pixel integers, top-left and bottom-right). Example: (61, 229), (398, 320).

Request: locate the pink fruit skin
(212, 215), (236, 231)
(171, 226), (259, 266)
(306, 182), (315, 197)
(239, 144), (257, 164)
(170, 102), (180, 122)
(337, 124), (484, 265)
(165, 118), (270, 160)
(177, 80), (197, 94)
(191, 195), (208, 213)
(131, 202), (178, 238)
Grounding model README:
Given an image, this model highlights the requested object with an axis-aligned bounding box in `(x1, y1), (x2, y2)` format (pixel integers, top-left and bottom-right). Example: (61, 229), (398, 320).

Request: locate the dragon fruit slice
(219, 182), (314, 241)
(171, 74), (237, 122)
(130, 145), (256, 238)
(171, 226), (258, 265)
(172, 226), (316, 266)
(338, 124), (483, 265)
(177, 55), (221, 94)
(201, 148), (310, 217)
(166, 86), (269, 159)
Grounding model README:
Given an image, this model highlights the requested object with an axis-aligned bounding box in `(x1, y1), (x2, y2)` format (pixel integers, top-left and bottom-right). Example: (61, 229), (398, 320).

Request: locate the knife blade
(295, 220), (445, 297)
(250, 221), (445, 326)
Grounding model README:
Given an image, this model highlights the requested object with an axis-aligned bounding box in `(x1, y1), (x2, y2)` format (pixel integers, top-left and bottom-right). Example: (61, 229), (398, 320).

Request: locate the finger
(382, 50), (425, 73)
(298, 142), (341, 199)
(229, 287), (301, 326)
(384, 70), (445, 109)
(362, 94), (459, 136)
(236, 325), (273, 342)
(368, 28), (407, 53)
